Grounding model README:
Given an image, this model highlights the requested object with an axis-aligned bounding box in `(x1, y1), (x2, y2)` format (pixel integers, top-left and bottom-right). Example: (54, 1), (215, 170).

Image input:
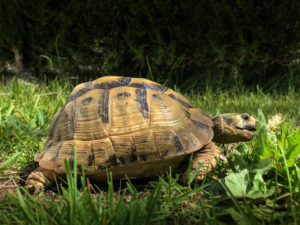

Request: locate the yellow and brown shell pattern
(35, 76), (214, 179)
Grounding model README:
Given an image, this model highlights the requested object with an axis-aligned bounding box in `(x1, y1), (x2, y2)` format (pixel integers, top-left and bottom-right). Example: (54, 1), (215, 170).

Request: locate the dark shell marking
(173, 136), (184, 152)
(68, 158), (74, 169)
(139, 154), (147, 161)
(99, 90), (109, 123)
(168, 94), (194, 108)
(129, 147), (138, 162)
(118, 77), (132, 86)
(159, 151), (168, 158)
(67, 81), (93, 103)
(116, 92), (131, 99)
(88, 154), (94, 166)
(109, 155), (118, 166)
(135, 88), (149, 119)
(129, 83), (169, 92)
(94, 82), (123, 90)
(98, 165), (105, 170)
(192, 120), (209, 129)
(67, 77), (169, 103)
(82, 96), (93, 104)
(152, 94), (162, 100)
(184, 109), (191, 119)
(119, 157), (126, 165)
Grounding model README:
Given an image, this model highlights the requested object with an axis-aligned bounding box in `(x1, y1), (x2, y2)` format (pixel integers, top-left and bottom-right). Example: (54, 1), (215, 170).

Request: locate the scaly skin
(182, 142), (222, 184)
(182, 113), (257, 184)
(212, 113), (257, 143)
(26, 168), (55, 192)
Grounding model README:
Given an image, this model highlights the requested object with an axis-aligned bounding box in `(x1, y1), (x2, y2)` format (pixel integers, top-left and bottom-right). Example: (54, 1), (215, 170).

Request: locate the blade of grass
(170, 184), (210, 204)
(188, 163), (204, 185)
(279, 147), (298, 225)
(0, 152), (19, 171)
(17, 189), (37, 225)
(146, 56), (154, 81)
(145, 181), (162, 225)
(63, 142), (78, 225)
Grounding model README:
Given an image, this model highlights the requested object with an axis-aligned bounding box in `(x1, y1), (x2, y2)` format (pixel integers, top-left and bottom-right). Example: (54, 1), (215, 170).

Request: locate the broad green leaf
(285, 130), (300, 167)
(277, 124), (288, 150)
(252, 172), (264, 190)
(247, 173), (275, 199)
(256, 128), (276, 160)
(257, 109), (266, 126)
(225, 170), (275, 199)
(225, 169), (249, 197)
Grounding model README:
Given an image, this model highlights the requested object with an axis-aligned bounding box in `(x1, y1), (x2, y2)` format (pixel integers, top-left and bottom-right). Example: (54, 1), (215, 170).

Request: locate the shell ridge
(67, 81), (93, 103)
(107, 136), (117, 166)
(69, 100), (76, 134)
(48, 108), (64, 140)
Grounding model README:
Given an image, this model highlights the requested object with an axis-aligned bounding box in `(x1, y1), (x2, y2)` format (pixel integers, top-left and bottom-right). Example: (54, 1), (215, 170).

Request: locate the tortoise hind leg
(182, 142), (224, 184)
(26, 167), (56, 192)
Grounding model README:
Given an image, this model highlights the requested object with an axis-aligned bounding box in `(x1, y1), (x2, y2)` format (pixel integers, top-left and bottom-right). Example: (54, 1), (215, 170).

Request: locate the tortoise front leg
(26, 167), (56, 192)
(182, 142), (224, 184)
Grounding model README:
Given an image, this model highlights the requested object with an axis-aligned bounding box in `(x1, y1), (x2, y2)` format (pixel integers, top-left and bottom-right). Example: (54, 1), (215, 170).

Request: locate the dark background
(0, 0), (299, 91)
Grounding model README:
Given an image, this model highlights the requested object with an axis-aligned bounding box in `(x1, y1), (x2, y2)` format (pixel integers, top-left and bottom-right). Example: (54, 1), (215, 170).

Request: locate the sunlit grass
(0, 76), (299, 224)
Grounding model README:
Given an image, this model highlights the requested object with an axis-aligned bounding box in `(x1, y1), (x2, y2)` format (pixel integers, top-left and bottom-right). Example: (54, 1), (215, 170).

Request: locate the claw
(219, 154), (228, 163)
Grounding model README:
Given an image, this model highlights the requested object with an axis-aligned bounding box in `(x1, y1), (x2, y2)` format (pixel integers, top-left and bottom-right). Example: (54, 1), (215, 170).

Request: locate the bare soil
(0, 173), (23, 200)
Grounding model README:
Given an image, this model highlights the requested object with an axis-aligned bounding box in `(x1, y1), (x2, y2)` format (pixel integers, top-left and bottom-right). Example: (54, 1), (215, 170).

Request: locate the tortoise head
(212, 113), (257, 143)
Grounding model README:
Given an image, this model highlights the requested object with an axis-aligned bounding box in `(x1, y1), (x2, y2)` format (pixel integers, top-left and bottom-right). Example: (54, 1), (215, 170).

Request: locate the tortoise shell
(36, 76), (214, 179)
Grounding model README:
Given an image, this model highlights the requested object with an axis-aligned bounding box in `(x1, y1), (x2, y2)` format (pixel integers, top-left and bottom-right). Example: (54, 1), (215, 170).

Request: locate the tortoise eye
(242, 113), (249, 121)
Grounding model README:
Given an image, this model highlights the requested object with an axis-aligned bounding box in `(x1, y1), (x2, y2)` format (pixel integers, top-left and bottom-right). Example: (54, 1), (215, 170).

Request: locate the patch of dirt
(0, 172), (24, 200)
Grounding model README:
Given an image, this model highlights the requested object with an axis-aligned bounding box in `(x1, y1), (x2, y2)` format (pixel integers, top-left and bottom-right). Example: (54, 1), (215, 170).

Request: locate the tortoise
(26, 76), (257, 190)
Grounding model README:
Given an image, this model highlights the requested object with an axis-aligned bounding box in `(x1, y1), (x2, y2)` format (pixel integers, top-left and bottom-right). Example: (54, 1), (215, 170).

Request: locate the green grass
(0, 76), (299, 224)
